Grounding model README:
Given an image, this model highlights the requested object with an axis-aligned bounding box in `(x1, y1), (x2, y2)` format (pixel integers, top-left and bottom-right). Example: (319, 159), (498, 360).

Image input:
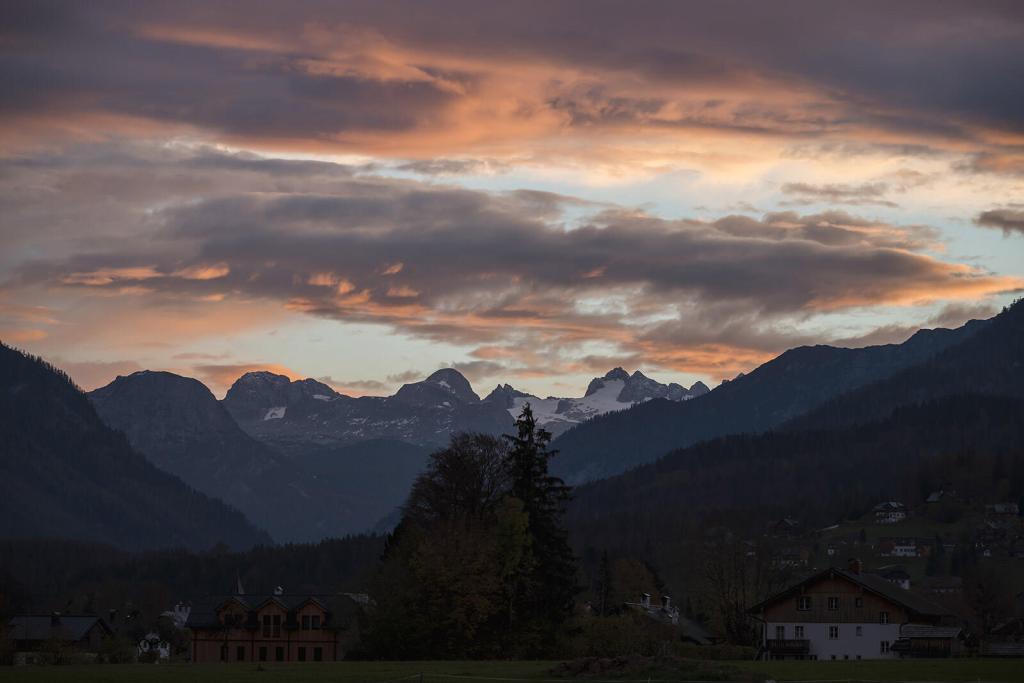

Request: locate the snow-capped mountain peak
(493, 368), (710, 437)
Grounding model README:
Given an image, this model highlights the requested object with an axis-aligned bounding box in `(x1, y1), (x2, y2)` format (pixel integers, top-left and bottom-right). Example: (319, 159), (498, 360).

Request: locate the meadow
(1, 659), (1023, 683)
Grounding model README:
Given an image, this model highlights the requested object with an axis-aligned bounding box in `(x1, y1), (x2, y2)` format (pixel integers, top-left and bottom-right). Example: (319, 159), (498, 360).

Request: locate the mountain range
(89, 371), (432, 542)
(566, 300), (1024, 590)
(221, 368), (512, 455)
(2, 300), (1018, 551)
(549, 317), (989, 483)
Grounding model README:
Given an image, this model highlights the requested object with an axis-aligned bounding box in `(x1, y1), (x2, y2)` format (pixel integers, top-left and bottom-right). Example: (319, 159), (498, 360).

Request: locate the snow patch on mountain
(263, 406), (286, 420)
(485, 368), (709, 437)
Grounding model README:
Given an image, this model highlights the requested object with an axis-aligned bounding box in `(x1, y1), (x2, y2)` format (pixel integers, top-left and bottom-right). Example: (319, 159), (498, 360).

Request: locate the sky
(1, 0), (1023, 399)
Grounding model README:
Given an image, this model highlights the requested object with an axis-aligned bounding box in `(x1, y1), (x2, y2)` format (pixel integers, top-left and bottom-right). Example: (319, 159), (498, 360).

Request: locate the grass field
(0, 659), (1023, 683)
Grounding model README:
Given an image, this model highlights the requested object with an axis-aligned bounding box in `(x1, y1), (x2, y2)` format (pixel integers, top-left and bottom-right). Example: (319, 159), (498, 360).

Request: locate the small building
(748, 560), (956, 661)
(892, 624), (964, 658)
(925, 489), (956, 505)
(624, 593), (717, 646)
(877, 566), (911, 591)
(768, 518), (802, 539)
(878, 538), (927, 558)
(186, 591), (361, 663)
(873, 502), (907, 524)
(6, 614), (112, 654)
(624, 593), (679, 626)
(985, 503), (1020, 518)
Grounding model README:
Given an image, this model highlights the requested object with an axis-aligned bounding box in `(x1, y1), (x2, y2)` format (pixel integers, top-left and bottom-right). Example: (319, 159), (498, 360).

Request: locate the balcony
(766, 639), (810, 654)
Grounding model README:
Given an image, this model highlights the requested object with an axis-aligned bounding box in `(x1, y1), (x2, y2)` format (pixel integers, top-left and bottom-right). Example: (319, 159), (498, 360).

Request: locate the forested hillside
(551, 318), (985, 483)
(0, 343), (270, 551)
(787, 299), (1024, 431)
(569, 394), (1024, 558)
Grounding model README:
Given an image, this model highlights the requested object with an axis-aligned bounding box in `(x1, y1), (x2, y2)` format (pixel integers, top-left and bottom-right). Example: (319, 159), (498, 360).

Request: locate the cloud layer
(1, 2), (1022, 394)
(3, 145), (1020, 389)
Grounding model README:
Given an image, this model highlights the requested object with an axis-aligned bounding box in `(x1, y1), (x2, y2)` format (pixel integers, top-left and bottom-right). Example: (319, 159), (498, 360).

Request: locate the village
(4, 491), (1022, 670)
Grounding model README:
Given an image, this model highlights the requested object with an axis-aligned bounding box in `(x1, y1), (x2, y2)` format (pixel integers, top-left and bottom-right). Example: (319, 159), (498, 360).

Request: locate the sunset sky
(1, 1), (1023, 398)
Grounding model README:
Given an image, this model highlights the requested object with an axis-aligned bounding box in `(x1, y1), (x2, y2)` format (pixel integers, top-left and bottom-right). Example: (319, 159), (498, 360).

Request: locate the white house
(872, 502), (907, 524)
(748, 562), (955, 661)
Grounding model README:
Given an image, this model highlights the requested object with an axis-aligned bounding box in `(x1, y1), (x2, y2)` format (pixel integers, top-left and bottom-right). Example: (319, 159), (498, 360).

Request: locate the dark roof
(187, 593), (360, 630)
(901, 625), (962, 638)
(748, 568), (952, 618)
(7, 616), (111, 642)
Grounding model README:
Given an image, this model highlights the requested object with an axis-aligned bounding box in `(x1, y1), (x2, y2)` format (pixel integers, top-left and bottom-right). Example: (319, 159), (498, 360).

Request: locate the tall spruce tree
(504, 404), (577, 650)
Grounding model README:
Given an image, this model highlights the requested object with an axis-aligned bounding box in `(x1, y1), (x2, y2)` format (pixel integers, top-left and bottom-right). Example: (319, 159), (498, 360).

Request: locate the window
(262, 614), (271, 637)
(275, 646), (284, 662)
(236, 646), (245, 661)
(855, 597), (863, 608)
(797, 596), (811, 611)
(775, 625), (785, 639)
(827, 596), (840, 610)
(880, 640), (891, 654)
(795, 625), (805, 638)
(302, 614), (311, 630)
(311, 614), (321, 630)
(259, 646), (267, 662)
(313, 647), (323, 662)
(856, 626), (863, 637)
(828, 625), (839, 640)
(220, 644), (228, 662)
(272, 614), (282, 637)
(879, 611), (890, 624)
(298, 647), (306, 662)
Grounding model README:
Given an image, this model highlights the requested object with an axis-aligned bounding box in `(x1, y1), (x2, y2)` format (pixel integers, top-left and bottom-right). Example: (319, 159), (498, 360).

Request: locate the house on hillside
(926, 489), (957, 505)
(873, 502), (907, 524)
(985, 503), (1020, 518)
(878, 537), (929, 558)
(748, 560), (958, 661)
(877, 566), (911, 591)
(186, 588), (361, 663)
(6, 614), (113, 655)
(768, 518), (802, 538)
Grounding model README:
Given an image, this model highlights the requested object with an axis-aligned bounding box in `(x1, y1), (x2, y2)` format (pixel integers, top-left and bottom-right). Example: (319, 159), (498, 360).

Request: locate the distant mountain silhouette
(90, 371), (432, 542)
(0, 343), (269, 551)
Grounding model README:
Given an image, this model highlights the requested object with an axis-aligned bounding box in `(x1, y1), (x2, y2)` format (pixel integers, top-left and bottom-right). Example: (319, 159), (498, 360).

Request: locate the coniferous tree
(504, 404), (577, 650)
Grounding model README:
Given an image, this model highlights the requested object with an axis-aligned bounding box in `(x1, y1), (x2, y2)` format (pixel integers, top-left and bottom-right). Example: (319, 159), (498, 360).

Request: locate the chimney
(662, 595), (671, 610)
(641, 592), (651, 609)
(51, 612), (61, 627)
(848, 558), (863, 575)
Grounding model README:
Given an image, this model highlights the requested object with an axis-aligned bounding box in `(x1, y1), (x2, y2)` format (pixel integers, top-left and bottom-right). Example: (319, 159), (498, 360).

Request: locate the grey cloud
(975, 209), (1024, 236)
(395, 159), (509, 176)
(5, 145), (1018, 370)
(1, 1), (1022, 161)
(781, 182), (897, 207)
